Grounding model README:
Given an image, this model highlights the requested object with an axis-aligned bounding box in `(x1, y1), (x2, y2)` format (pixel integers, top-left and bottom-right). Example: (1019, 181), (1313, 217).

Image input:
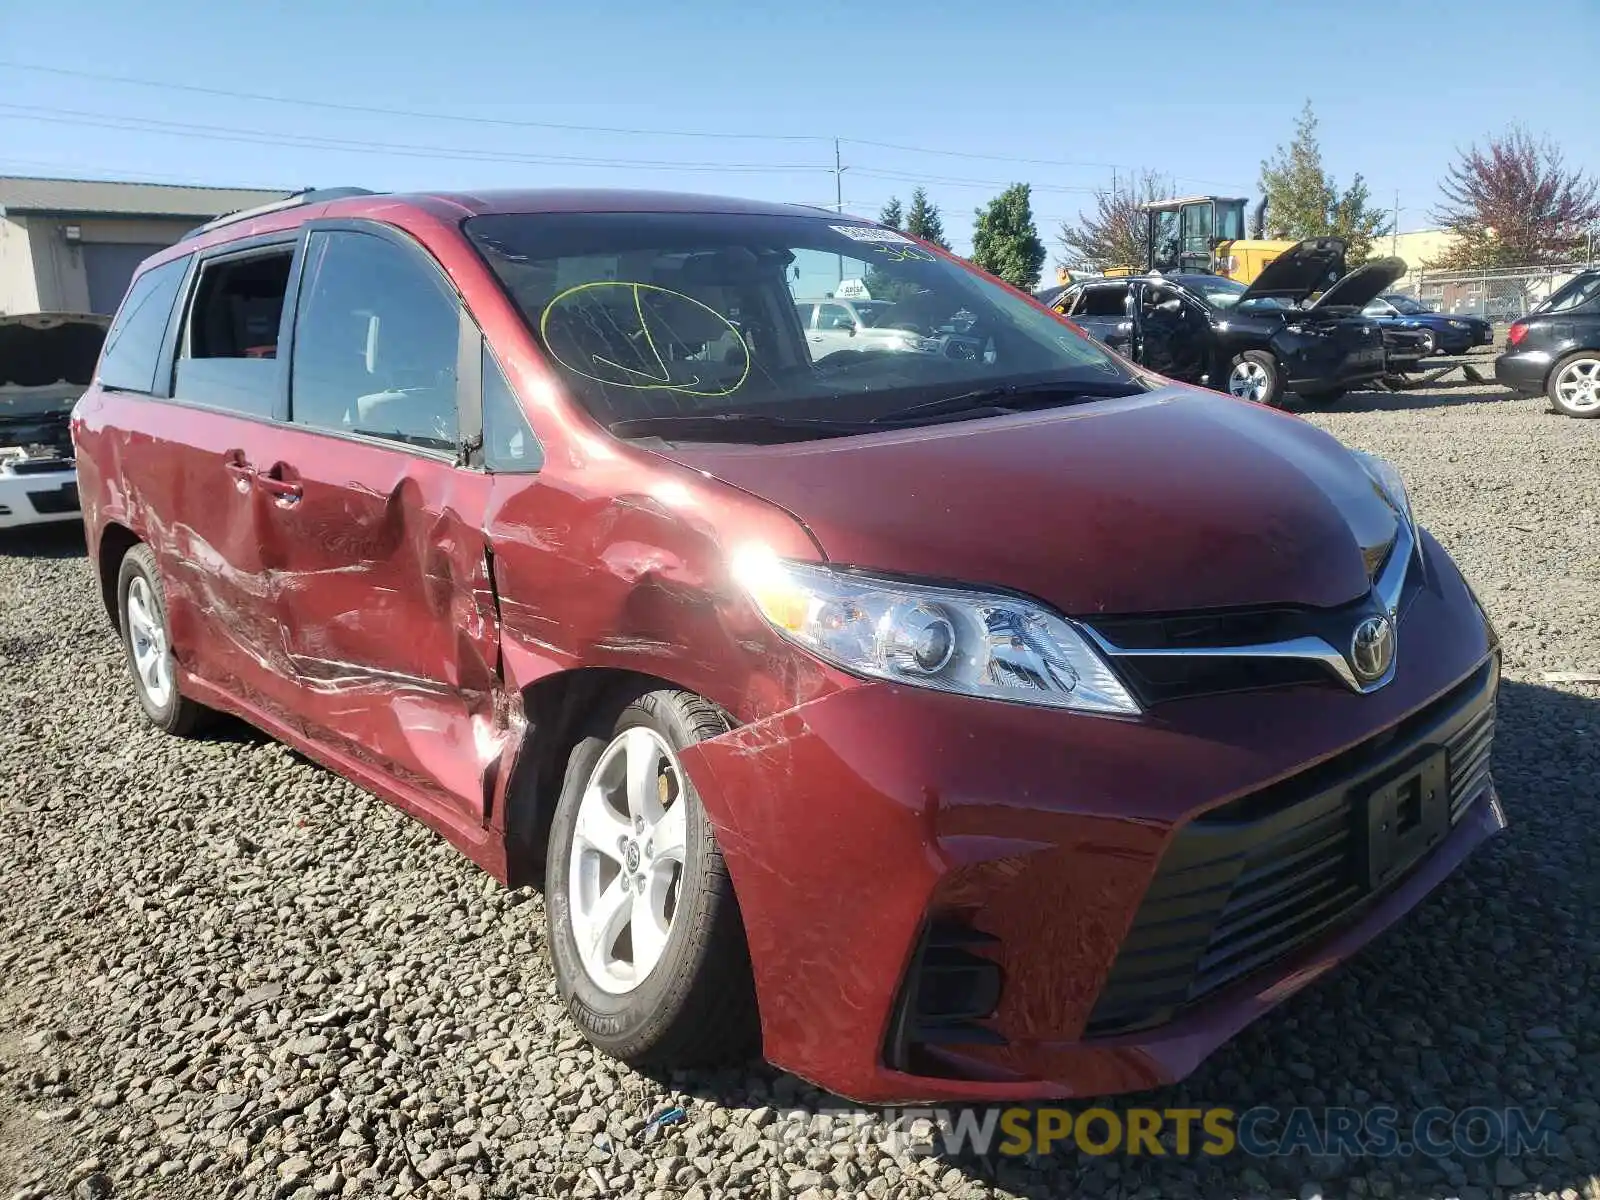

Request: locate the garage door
(83, 243), (170, 315)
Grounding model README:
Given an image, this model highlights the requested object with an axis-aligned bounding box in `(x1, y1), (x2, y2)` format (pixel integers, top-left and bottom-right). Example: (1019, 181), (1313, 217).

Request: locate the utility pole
(833, 137), (848, 285)
(1393, 190), (1400, 258)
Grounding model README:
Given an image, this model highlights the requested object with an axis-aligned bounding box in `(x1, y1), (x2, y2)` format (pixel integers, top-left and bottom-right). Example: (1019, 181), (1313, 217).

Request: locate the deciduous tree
(1429, 127), (1600, 268)
(1057, 170), (1172, 273)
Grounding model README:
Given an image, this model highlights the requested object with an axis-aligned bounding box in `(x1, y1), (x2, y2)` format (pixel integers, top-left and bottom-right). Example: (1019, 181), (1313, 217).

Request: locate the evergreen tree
(971, 183), (1046, 290)
(904, 188), (949, 249)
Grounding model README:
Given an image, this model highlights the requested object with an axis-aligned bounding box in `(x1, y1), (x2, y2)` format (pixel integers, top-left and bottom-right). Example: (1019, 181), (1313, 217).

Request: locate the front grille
(6, 457), (74, 476)
(1086, 657), (1497, 1037)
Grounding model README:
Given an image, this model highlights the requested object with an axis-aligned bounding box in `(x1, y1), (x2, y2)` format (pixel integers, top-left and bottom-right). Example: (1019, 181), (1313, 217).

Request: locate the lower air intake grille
(1086, 657), (1497, 1037)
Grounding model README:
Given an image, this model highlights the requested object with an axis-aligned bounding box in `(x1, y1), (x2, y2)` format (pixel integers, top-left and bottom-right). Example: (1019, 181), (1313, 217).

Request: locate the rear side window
(173, 246), (294, 417)
(98, 256), (188, 393)
(290, 230), (460, 453)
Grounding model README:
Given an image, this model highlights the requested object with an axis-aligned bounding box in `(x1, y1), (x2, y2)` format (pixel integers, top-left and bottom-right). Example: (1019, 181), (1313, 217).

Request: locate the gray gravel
(2, 382), (1598, 1200)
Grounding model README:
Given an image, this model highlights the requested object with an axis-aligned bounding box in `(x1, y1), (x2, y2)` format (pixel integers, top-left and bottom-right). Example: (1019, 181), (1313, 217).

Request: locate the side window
(481, 345), (543, 472)
(1075, 286), (1131, 318)
(291, 230), (460, 452)
(98, 256), (188, 394)
(173, 247), (294, 417)
(818, 303), (854, 329)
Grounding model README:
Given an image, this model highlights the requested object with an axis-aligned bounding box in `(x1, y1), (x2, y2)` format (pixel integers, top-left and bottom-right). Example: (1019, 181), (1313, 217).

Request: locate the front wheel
(1226, 350), (1284, 407)
(1418, 329), (1438, 356)
(546, 688), (760, 1068)
(1548, 352), (1600, 418)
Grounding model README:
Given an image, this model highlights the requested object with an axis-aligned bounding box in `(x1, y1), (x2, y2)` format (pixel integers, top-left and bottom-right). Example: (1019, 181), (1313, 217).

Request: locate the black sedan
(1361, 294), (1494, 355)
(1049, 239), (1402, 407)
(1496, 269), (1600, 418)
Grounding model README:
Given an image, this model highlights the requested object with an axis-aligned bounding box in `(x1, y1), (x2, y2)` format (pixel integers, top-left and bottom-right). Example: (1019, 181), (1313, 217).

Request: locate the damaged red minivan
(74, 187), (1503, 1103)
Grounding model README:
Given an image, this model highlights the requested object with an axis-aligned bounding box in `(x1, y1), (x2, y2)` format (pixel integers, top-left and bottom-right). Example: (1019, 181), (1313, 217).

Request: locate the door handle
(222, 450), (255, 494)
(257, 464), (303, 505)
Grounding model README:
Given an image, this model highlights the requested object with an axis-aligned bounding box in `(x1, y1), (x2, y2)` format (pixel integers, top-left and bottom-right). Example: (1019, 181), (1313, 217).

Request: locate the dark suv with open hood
(1, 312), (109, 530)
(1051, 239), (1405, 407)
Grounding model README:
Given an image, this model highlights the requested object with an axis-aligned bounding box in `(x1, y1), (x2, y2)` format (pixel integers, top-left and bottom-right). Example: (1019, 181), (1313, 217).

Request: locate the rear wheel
(1226, 351), (1283, 407)
(1548, 352), (1600, 418)
(546, 687), (760, 1067)
(117, 544), (206, 736)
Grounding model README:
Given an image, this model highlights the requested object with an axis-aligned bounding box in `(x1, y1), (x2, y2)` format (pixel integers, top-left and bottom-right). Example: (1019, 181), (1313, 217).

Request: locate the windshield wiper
(870, 378), (1143, 424)
(608, 412), (876, 443)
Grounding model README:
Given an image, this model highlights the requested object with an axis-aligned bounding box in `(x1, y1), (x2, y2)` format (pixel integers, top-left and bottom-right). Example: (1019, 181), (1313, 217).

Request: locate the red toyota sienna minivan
(73, 187), (1503, 1103)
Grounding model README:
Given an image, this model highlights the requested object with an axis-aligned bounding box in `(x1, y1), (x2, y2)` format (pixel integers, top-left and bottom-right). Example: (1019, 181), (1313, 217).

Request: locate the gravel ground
(2, 380), (1598, 1200)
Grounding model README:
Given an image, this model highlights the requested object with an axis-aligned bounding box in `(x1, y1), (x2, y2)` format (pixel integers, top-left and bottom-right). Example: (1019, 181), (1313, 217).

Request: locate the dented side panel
(255, 430), (504, 834)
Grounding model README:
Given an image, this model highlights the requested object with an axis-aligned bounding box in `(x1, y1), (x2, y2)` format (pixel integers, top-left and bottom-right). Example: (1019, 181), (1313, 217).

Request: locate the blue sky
(2, 0), (1596, 261)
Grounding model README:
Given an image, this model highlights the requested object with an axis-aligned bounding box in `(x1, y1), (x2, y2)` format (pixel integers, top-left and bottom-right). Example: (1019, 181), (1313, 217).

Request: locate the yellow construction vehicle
(1140, 196), (1299, 284)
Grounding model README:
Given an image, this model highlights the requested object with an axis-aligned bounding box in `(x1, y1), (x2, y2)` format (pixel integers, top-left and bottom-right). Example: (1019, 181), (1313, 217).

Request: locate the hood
(0, 312), (110, 413)
(657, 386), (1401, 615)
(1308, 257), (1408, 311)
(1238, 238), (1348, 305)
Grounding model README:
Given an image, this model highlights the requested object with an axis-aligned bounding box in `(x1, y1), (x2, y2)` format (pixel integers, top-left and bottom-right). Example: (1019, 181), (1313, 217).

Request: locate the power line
(0, 105), (828, 173)
(0, 60), (1250, 191)
(0, 60), (831, 142)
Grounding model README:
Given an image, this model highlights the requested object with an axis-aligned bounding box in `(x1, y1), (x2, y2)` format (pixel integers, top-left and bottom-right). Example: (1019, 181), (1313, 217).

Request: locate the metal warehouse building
(0, 176), (292, 317)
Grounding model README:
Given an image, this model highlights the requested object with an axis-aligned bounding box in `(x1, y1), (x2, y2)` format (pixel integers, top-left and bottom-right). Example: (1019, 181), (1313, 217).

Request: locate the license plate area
(1357, 749), (1450, 891)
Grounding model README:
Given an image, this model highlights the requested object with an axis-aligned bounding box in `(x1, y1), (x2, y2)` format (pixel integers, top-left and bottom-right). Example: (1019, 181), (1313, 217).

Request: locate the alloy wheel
(1554, 358), (1600, 414)
(1228, 360), (1270, 402)
(567, 726), (689, 994)
(125, 576), (173, 709)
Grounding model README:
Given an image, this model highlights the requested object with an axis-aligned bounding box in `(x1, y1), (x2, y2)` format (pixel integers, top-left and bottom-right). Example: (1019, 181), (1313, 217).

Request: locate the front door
(1067, 284), (1136, 357)
(259, 224), (503, 831)
(1134, 282), (1208, 384)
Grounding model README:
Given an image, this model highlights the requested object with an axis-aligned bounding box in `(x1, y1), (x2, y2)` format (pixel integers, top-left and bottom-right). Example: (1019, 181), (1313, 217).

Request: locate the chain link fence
(1392, 263), (1596, 323)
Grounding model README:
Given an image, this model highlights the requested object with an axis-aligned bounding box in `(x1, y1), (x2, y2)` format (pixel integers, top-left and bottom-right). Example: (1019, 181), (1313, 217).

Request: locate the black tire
(545, 686), (760, 1068)
(1225, 350), (1284, 408)
(116, 544), (206, 736)
(1547, 351), (1600, 419)
(1296, 388), (1347, 407)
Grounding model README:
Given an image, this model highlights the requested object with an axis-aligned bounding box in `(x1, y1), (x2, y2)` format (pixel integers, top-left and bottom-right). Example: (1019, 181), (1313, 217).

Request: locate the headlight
(732, 550), (1140, 715)
(1447, 319), (1467, 329)
(1351, 450), (1414, 530)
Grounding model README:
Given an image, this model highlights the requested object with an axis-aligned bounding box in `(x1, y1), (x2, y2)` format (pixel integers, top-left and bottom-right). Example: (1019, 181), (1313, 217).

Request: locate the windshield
(1382, 295), (1424, 315)
(1536, 272), (1600, 314)
(464, 212), (1134, 434)
(1173, 275), (1289, 313)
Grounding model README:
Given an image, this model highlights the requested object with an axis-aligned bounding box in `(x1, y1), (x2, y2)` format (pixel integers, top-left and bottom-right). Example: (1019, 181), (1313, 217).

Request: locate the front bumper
(682, 530), (1501, 1102)
(1495, 350), (1550, 394)
(0, 467), (80, 529)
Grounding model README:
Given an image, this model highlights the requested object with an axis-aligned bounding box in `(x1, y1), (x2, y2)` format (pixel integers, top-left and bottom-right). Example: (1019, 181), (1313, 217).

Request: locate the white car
(0, 312), (109, 530)
(792, 297), (941, 358)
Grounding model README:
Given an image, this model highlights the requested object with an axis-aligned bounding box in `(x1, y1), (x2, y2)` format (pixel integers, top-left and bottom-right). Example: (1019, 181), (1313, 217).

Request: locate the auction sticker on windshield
(830, 226), (918, 244)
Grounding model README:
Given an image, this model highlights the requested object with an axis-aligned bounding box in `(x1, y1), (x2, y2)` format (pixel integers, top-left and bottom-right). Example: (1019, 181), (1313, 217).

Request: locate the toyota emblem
(1349, 613), (1396, 683)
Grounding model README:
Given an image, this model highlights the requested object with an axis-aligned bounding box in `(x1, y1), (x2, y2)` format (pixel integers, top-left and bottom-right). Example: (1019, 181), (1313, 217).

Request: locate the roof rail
(180, 186), (377, 241)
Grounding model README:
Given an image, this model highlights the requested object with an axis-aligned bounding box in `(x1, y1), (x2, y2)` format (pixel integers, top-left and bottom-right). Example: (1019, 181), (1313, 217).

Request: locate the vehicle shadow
(0, 523), (87, 559)
(660, 678), (1599, 1200)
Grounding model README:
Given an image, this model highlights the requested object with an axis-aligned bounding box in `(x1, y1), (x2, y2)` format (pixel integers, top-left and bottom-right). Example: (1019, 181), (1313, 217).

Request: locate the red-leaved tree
(1430, 127), (1600, 268)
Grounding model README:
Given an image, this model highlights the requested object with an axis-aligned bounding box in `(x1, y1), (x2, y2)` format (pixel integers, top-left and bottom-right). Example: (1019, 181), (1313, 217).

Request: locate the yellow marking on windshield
(538, 281), (752, 397)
